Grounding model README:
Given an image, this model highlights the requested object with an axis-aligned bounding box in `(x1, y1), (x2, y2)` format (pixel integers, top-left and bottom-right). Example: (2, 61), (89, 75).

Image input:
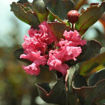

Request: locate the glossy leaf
(67, 66), (79, 90)
(48, 22), (70, 40)
(73, 79), (105, 105)
(76, 2), (105, 35)
(11, 2), (40, 28)
(67, 66), (84, 105)
(32, 0), (48, 22)
(36, 78), (67, 105)
(77, 40), (101, 61)
(88, 68), (105, 86)
(80, 52), (105, 76)
(43, 0), (74, 20)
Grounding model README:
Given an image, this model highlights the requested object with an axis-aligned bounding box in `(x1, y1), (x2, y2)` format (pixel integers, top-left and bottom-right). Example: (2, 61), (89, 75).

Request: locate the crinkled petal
(23, 63), (40, 76)
(20, 51), (47, 65)
(63, 30), (86, 46)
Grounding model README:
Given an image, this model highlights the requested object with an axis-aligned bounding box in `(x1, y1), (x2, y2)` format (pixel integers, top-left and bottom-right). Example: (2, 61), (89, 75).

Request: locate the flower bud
(67, 10), (80, 23)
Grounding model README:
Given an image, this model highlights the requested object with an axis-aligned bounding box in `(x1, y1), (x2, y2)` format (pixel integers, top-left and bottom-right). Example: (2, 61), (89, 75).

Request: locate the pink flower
(20, 21), (86, 76)
(47, 46), (82, 75)
(47, 50), (69, 75)
(28, 22), (56, 45)
(63, 30), (86, 46)
(23, 63), (40, 75)
(20, 21), (56, 76)
(20, 51), (47, 75)
(22, 35), (47, 54)
(47, 30), (86, 75)
(20, 51), (47, 65)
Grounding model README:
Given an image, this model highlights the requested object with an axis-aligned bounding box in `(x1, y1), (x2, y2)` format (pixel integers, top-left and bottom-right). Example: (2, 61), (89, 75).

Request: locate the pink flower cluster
(20, 21), (86, 76)
(20, 22), (56, 75)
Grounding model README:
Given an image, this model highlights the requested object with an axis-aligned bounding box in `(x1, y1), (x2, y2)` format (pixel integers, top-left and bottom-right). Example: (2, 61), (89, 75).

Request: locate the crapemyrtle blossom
(47, 30), (86, 75)
(20, 21), (86, 76)
(20, 21), (56, 75)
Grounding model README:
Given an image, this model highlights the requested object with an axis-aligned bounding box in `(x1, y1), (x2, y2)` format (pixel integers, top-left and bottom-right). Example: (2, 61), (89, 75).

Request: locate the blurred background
(0, 0), (105, 105)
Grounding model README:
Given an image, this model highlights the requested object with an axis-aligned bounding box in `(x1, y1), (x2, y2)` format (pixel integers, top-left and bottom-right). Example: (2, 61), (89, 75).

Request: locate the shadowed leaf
(76, 2), (105, 35)
(11, 2), (40, 28)
(67, 66), (79, 90)
(36, 78), (67, 105)
(73, 74), (87, 88)
(77, 40), (101, 61)
(36, 66), (57, 83)
(67, 66), (83, 105)
(88, 68), (105, 86)
(80, 52), (105, 76)
(48, 22), (70, 40)
(73, 79), (105, 105)
(43, 0), (74, 21)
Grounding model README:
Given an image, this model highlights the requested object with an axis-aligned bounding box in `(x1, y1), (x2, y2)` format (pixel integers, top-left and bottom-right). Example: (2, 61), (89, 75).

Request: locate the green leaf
(77, 40), (101, 61)
(43, 0), (74, 21)
(67, 66), (79, 91)
(80, 52), (105, 76)
(11, 2), (40, 28)
(36, 78), (67, 105)
(48, 22), (70, 40)
(88, 68), (105, 86)
(76, 2), (105, 35)
(72, 74), (87, 88)
(36, 66), (57, 83)
(67, 66), (82, 105)
(32, 0), (48, 22)
(73, 79), (105, 105)
(48, 13), (55, 22)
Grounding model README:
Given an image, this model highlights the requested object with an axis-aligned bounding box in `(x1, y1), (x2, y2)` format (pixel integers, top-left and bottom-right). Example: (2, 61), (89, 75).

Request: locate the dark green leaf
(73, 79), (105, 105)
(78, 40), (101, 61)
(80, 52), (105, 76)
(36, 66), (57, 83)
(76, 2), (105, 35)
(43, 0), (74, 21)
(72, 74), (87, 88)
(67, 66), (82, 105)
(11, 2), (40, 28)
(67, 66), (79, 91)
(36, 78), (67, 105)
(48, 22), (70, 40)
(88, 68), (105, 86)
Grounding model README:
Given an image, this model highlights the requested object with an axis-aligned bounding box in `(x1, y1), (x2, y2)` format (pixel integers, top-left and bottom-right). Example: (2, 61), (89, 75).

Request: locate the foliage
(10, 0), (105, 105)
